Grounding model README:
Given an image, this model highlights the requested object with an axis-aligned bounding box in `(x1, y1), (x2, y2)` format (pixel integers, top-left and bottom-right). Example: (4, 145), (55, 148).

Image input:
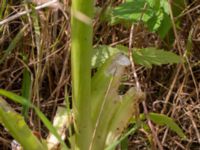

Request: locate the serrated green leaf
(132, 47), (182, 68)
(111, 0), (154, 25)
(160, 0), (170, 14)
(146, 9), (164, 32)
(156, 12), (171, 38)
(149, 113), (186, 139)
(146, 0), (160, 10)
(92, 45), (182, 68)
(104, 0), (172, 38)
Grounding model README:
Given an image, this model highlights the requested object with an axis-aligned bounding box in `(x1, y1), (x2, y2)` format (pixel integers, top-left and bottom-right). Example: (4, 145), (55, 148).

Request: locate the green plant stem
(71, 0), (94, 149)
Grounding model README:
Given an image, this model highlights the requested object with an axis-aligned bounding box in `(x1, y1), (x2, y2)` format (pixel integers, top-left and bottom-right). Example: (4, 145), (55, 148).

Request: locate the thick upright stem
(71, 0), (93, 149)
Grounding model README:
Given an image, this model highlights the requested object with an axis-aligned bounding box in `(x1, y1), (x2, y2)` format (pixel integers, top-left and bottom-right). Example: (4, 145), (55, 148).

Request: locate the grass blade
(34, 107), (69, 150)
(21, 61), (32, 119)
(0, 97), (47, 150)
(105, 124), (139, 150)
(0, 0), (7, 19)
(0, 89), (69, 150)
(0, 25), (28, 64)
(0, 89), (30, 106)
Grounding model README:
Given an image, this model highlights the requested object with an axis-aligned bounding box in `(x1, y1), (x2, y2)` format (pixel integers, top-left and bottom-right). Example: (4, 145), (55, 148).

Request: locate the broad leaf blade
(0, 97), (46, 150)
(91, 53), (131, 150)
(108, 0), (172, 38)
(132, 47), (182, 68)
(92, 45), (182, 69)
(149, 113), (186, 139)
(0, 90), (69, 150)
(107, 88), (145, 144)
(111, 0), (154, 25)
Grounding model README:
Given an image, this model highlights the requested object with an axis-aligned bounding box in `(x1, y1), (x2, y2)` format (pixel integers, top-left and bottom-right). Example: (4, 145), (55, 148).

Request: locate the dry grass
(0, 0), (200, 149)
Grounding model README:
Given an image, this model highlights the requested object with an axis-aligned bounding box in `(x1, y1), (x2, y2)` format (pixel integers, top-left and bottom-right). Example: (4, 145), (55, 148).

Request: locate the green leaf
(146, 9), (164, 32)
(92, 45), (123, 68)
(107, 88), (145, 144)
(111, 0), (154, 25)
(0, 97), (47, 150)
(92, 45), (182, 68)
(0, 89), (31, 106)
(0, 89), (69, 150)
(160, 0), (170, 14)
(156, 12), (171, 38)
(149, 113), (186, 139)
(104, 0), (173, 38)
(146, 0), (160, 11)
(132, 47), (182, 68)
(91, 53), (131, 150)
(21, 57), (32, 119)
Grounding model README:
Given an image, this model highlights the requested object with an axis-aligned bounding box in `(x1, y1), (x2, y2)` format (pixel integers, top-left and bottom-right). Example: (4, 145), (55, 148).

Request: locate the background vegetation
(0, 0), (200, 149)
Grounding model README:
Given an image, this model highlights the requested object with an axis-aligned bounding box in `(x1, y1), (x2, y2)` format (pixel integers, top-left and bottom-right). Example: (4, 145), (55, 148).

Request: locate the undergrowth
(0, 0), (200, 149)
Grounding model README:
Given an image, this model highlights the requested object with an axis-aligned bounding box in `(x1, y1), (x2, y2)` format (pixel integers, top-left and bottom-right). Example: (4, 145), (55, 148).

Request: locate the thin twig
(161, 0), (186, 114)
(161, 65), (182, 114)
(186, 111), (200, 143)
(128, 24), (141, 91)
(175, 0), (200, 20)
(142, 101), (164, 150)
(128, 3), (163, 149)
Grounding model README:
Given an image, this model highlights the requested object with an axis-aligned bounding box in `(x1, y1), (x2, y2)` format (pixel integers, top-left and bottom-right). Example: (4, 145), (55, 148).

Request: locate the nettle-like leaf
(108, 0), (171, 38)
(111, 0), (154, 25)
(92, 45), (182, 68)
(132, 47), (182, 68)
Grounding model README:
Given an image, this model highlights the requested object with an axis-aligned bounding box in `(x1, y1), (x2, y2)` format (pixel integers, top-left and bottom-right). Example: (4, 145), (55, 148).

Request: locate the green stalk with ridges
(71, 0), (94, 149)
